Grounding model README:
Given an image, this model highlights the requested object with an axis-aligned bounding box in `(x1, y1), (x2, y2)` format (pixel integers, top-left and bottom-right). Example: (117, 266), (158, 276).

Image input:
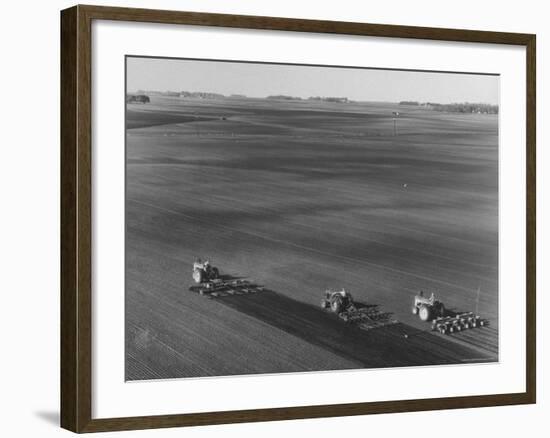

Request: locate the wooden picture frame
(61, 4), (536, 433)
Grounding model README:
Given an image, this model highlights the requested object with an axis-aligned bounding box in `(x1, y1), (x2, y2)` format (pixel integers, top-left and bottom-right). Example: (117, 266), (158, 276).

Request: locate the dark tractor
(321, 289), (355, 314)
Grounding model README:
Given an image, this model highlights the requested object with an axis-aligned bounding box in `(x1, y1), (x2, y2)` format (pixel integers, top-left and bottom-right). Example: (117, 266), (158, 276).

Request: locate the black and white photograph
(124, 56), (499, 381)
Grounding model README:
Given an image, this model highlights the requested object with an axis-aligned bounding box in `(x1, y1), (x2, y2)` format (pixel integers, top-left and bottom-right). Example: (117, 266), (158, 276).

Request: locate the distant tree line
(135, 90), (358, 103)
(399, 100), (498, 114)
(428, 102), (499, 114)
(308, 96), (349, 103)
(267, 95), (302, 101)
(136, 90), (227, 99)
(180, 91), (225, 99)
(126, 94), (150, 103)
(267, 95), (350, 103)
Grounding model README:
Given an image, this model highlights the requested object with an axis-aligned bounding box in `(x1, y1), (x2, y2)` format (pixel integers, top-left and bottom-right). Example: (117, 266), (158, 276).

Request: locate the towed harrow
(411, 292), (488, 335)
(321, 289), (397, 331)
(338, 306), (398, 331)
(189, 278), (265, 298)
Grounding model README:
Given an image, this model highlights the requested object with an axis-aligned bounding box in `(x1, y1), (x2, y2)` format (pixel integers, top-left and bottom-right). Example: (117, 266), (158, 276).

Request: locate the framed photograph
(60, 5), (536, 433)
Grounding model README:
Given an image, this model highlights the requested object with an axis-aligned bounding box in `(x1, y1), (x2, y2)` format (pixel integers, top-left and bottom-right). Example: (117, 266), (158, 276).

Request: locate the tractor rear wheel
(330, 296), (343, 314)
(419, 305), (431, 321)
(193, 270), (203, 284)
(211, 267), (220, 279)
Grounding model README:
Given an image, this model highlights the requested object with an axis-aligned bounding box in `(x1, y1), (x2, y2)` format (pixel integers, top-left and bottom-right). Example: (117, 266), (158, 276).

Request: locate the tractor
(412, 291), (446, 321)
(192, 258), (220, 284)
(321, 289), (355, 314)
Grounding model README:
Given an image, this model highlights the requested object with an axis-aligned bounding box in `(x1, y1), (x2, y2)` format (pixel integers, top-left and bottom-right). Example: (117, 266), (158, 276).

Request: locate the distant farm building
(126, 94), (150, 104)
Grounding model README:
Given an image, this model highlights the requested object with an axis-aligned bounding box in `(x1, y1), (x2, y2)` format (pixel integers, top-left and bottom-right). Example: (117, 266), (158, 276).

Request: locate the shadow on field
(214, 289), (480, 368)
(218, 274), (246, 282)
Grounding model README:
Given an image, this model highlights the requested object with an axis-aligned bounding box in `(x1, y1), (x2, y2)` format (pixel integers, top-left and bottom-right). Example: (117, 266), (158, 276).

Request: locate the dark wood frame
(61, 4), (536, 433)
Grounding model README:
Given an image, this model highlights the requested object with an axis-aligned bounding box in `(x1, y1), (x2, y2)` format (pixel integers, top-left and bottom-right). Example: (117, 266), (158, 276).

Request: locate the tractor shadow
(351, 301), (377, 310)
(218, 273), (246, 281)
(213, 288), (479, 368)
(350, 301), (396, 324)
(188, 274), (247, 293)
(441, 307), (464, 318)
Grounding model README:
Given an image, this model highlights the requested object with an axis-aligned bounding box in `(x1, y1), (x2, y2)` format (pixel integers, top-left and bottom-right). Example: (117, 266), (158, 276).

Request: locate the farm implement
(189, 278), (265, 298)
(431, 312), (487, 335)
(189, 259), (264, 298)
(412, 292), (488, 335)
(321, 289), (398, 331)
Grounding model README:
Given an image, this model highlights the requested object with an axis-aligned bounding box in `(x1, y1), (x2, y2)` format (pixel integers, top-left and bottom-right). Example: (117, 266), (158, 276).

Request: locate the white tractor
(192, 259), (220, 284)
(412, 291), (446, 322)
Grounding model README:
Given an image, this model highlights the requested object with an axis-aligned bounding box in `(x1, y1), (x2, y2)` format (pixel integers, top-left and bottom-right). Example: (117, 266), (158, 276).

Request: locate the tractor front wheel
(412, 305), (419, 315)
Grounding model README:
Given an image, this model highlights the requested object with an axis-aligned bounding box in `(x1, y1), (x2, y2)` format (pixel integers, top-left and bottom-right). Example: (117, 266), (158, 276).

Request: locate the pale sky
(127, 56), (499, 105)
